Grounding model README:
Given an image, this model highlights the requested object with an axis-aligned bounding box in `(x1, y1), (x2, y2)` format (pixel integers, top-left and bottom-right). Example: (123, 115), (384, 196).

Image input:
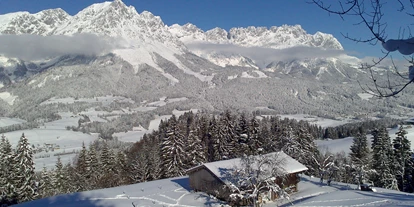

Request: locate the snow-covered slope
(15, 176), (227, 207)
(14, 175), (414, 207)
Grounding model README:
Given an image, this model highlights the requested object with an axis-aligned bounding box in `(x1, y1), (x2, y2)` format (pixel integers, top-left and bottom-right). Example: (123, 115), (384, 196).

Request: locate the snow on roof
(188, 151), (308, 185)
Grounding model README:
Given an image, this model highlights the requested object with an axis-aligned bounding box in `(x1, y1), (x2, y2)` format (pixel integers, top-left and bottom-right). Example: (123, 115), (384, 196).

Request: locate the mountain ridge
(0, 0), (411, 122)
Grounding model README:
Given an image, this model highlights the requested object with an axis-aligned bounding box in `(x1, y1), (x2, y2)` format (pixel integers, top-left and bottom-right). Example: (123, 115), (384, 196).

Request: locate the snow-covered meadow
(0, 95), (195, 170)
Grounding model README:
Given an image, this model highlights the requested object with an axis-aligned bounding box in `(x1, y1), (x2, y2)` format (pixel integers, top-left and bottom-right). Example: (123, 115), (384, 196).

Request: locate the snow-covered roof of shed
(187, 151), (308, 184)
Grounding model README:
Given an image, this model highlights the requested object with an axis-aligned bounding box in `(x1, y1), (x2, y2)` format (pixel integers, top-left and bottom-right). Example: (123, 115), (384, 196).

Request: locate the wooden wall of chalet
(188, 167), (231, 200)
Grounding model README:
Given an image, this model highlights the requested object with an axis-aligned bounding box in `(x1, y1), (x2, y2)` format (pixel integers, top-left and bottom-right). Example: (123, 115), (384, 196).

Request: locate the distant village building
(186, 151), (308, 206)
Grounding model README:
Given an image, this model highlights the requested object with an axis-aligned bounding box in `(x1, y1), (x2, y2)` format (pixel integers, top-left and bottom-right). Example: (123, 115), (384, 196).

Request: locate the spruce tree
(38, 166), (53, 198)
(248, 117), (262, 155)
(0, 135), (18, 205)
(14, 133), (37, 202)
(371, 128), (397, 189)
(160, 115), (187, 177)
(186, 123), (206, 167)
(349, 132), (371, 185)
(87, 145), (99, 189)
(75, 142), (89, 191)
(52, 156), (66, 195)
(393, 126), (413, 192)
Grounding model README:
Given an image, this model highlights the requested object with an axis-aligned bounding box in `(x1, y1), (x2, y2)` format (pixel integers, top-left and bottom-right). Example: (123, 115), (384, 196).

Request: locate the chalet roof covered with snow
(187, 151), (308, 185)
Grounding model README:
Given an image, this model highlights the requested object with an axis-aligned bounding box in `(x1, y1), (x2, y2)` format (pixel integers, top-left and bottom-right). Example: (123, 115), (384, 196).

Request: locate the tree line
(1, 111), (412, 206)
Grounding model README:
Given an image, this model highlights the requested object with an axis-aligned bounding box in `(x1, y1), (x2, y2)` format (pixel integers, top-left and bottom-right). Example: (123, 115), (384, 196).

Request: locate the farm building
(186, 151), (308, 206)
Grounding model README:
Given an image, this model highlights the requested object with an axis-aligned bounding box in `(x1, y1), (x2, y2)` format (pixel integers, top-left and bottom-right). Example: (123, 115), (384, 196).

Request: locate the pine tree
(371, 128), (397, 189)
(75, 142), (89, 191)
(0, 135), (18, 205)
(186, 123), (206, 167)
(220, 110), (237, 159)
(52, 156), (66, 195)
(248, 117), (262, 155)
(160, 115), (187, 177)
(38, 166), (53, 198)
(349, 132), (371, 185)
(393, 126), (413, 192)
(14, 133), (37, 202)
(115, 150), (130, 185)
(87, 145), (99, 189)
(235, 113), (250, 156)
(98, 143), (117, 188)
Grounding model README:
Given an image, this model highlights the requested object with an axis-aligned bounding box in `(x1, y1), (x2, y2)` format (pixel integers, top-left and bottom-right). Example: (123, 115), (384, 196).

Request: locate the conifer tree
(52, 156), (66, 195)
(186, 123), (206, 167)
(38, 166), (53, 198)
(393, 126), (413, 192)
(371, 128), (397, 189)
(248, 117), (262, 155)
(160, 115), (187, 177)
(0, 135), (18, 205)
(14, 133), (37, 202)
(75, 142), (89, 191)
(349, 132), (371, 185)
(235, 113), (249, 156)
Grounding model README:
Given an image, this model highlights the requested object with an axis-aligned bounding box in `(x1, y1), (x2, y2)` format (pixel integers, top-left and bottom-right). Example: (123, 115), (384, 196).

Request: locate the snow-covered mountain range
(0, 0), (411, 121)
(168, 23), (345, 68)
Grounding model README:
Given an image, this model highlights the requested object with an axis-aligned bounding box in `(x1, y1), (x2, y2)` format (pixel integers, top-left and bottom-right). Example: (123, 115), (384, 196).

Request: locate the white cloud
(0, 33), (122, 60)
(187, 42), (346, 68)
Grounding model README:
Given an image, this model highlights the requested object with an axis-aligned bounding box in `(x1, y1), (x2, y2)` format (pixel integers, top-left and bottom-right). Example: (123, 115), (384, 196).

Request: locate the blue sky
(0, 0), (407, 58)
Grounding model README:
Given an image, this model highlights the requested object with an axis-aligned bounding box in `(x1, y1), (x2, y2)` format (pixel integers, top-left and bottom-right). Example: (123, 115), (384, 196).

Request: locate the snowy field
(0, 116), (26, 127)
(40, 95), (135, 106)
(114, 109), (198, 142)
(316, 125), (414, 154)
(277, 114), (352, 128)
(2, 112), (97, 170)
(14, 175), (414, 207)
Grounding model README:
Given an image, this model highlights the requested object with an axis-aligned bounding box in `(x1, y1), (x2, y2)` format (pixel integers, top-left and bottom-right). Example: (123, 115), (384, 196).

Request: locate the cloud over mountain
(187, 42), (346, 68)
(0, 33), (122, 60)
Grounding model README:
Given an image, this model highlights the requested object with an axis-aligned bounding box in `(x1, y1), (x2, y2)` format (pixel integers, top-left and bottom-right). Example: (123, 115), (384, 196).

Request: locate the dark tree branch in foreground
(311, 0), (414, 97)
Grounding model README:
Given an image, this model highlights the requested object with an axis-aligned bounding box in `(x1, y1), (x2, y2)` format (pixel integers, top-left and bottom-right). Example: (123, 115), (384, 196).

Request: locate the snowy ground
(316, 125), (414, 154)
(15, 177), (227, 207)
(277, 114), (352, 128)
(15, 175), (414, 207)
(0, 116), (26, 127)
(274, 176), (414, 207)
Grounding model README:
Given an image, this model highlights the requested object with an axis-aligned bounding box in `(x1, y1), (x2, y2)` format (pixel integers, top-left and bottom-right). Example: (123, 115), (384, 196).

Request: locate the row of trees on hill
(127, 111), (321, 180)
(2, 111), (413, 206)
(315, 126), (414, 193)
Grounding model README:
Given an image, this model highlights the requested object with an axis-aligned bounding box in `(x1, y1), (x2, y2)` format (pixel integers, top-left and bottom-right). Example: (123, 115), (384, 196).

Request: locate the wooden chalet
(186, 151), (308, 206)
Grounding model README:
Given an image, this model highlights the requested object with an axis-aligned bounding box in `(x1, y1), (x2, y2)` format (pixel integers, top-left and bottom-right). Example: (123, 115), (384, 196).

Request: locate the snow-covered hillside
(14, 175), (414, 207)
(14, 176), (227, 207)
